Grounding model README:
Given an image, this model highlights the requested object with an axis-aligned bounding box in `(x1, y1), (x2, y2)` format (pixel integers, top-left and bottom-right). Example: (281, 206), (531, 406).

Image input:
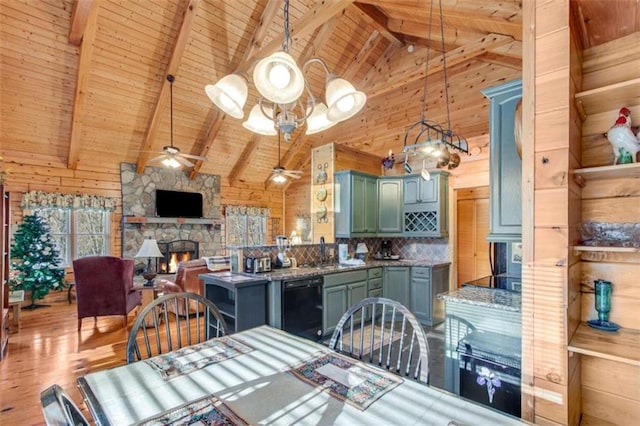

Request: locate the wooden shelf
(572, 162), (640, 187)
(123, 216), (223, 225)
(573, 245), (639, 253)
(568, 323), (640, 366)
(574, 78), (640, 117)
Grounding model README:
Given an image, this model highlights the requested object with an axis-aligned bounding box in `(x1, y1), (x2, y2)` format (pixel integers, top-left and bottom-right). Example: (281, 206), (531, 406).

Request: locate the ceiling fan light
(305, 101), (337, 135)
(272, 173), (287, 184)
(325, 75), (366, 122)
(162, 157), (181, 168)
(253, 51), (305, 104)
(242, 104), (277, 135)
(205, 74), (248, 119)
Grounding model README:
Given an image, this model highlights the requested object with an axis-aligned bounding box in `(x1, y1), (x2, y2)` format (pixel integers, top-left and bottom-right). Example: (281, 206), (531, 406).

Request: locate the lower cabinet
(383, 266), (411, 308)
(323, 270), (368, 336)
(410, 265), (450, 326)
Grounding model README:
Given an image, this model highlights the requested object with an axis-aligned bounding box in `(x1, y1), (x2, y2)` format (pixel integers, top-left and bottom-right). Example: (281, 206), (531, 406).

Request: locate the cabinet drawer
(368, 277), (383, 290)
(412, 266), (431, 279)
(324, 270), (368, 288)
(368, 267), (382, 279)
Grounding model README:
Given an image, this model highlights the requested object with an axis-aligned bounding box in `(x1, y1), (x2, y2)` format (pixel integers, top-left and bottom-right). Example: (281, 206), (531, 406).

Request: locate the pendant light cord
(438, 0), (452, 132)
(167, 74), (175, 148)
(420, 0), (435, 124)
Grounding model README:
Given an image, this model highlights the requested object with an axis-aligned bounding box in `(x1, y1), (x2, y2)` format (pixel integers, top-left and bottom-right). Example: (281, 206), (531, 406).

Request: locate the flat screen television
(155, 189), (203, 218)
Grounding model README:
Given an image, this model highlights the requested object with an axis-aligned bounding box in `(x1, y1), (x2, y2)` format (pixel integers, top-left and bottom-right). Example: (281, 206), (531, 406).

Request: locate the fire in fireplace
(157, 239), (199, 274)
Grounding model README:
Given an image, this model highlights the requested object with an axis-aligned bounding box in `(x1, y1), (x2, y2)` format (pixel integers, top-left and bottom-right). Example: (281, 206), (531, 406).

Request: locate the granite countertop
(202, 259), (451, 284)
(438, 286), (521, 312)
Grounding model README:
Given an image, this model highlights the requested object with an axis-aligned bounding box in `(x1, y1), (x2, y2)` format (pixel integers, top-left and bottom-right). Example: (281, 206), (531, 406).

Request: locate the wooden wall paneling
(582, 357), (640, 404)
(581, 106), (640, 137)
(581, 386), (640, 425)
(311, 144), (334, 243)
(582, 198), (640, 223)
(567, 355), (582, 426)
(534, 149), (570, 189)
(534, 188), (568, 228)
(580, 176), (640, 199)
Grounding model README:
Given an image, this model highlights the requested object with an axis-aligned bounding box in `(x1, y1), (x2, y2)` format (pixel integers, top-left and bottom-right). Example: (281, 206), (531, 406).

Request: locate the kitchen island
(439, 287), (522, 415)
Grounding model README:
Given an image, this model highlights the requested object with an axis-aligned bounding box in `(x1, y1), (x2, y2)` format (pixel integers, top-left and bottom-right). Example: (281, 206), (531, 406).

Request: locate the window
(225, 206), (269, 247)
(35, 208), (109, 266)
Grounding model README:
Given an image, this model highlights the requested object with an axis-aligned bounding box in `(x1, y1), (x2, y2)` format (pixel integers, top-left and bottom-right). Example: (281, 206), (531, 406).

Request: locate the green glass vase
(594, 279), (612, 322)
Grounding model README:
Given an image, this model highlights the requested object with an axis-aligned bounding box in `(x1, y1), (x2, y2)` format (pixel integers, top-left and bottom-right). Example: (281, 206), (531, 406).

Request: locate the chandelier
(402, 0), (468, 180)
(205, 0), (366, 142)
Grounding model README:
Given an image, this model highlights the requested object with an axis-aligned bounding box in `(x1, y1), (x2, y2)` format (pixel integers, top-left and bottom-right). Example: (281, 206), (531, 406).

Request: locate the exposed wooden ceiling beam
(67, 0), (99, 169)
(227, 135), (262, 186)
(68, 0), (96, 45)
(363, 33), (513, 99)
(135, 0), (201, 174)
(476, 52), (522, 71)
(353, 3), (404, 46)
(343, 30), (381, 80)
(190, 0), (281, 180)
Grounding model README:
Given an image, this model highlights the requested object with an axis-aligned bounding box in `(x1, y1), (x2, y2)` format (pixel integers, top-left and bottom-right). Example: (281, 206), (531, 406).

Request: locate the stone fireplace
(120, 163), (224, 265)
(158, 239), (199, 274)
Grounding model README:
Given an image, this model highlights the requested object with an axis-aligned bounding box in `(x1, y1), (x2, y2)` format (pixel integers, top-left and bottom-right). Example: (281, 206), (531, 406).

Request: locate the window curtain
(225, 205), (270, 247)
(21, 191), (118, 211)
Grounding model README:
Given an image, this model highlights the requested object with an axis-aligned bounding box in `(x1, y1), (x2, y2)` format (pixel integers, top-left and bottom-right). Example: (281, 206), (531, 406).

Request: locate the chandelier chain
(282, 0), (290, 53)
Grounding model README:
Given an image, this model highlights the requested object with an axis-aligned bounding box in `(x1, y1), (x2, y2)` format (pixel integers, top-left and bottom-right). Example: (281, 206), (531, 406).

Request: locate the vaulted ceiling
(1, 0), (636, 189)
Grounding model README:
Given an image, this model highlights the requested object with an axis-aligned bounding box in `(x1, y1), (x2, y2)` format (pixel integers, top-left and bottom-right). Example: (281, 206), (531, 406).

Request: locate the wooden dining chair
(40, 384), (90, 426)
(328, 297), (430, 384)
(126, 292), (228, 364)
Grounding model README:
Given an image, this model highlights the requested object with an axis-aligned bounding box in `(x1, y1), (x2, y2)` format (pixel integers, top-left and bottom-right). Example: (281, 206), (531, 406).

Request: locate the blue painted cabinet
(335, 171), (378, 238)
(481, 79), (523, 242)
(377, 177), (403, 235)
(402, 171), (449, 238)
(383, 266), (411, 307)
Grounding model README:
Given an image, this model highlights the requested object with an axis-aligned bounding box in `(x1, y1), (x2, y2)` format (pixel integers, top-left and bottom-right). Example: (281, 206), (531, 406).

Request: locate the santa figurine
(606, 107), (639, 164)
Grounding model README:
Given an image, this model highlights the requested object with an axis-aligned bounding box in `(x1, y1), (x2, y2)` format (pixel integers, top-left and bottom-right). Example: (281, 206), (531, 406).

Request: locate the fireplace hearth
(158, 240), (199, 274)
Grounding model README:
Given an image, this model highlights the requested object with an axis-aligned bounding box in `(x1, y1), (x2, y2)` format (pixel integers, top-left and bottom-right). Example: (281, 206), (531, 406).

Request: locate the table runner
(288, 352), (402, 410)
(145, 336), (253, 380)
(134, 394), (248, 426)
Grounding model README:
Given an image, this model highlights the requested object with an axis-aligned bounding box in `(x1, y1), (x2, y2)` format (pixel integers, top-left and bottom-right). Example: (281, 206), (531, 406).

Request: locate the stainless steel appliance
(244, 256), (271, 273)
(381, 239), (392, 257)
(281, 276), (323, 341)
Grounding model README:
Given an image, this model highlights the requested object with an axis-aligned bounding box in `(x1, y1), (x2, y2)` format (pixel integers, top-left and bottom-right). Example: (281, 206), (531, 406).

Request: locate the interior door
(456, 187), (490, 287)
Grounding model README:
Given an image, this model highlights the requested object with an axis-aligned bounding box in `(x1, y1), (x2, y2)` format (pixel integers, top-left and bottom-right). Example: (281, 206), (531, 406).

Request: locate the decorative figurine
(606, 107), (639, 165)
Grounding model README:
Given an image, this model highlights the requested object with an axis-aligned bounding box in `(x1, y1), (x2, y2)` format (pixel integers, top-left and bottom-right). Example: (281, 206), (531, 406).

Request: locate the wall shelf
(572, 162), (640, 187)
(574, 77), (640, 118)
(573, 246), (639, 254)
(568, 323), (640, 366)
(123, 216), (223, 225)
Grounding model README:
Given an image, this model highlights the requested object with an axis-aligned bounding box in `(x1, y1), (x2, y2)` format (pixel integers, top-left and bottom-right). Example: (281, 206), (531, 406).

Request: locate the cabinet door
(347, 280), (367, 322)
(364, 177), (378, 233)
(419, 178), (437, 203)
(367, 288), (384, 320)
(323, 285), (347, 336)
(351, 174), (367, 233)
(383, 267), (411, 307)
(378, 178), (403, 234)
(410, 277), (431, 323)
(404, 176), (420, 204)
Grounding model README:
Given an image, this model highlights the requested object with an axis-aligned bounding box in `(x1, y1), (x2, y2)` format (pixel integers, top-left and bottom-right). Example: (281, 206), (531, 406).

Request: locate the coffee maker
(275, 235), (291, 268)
(381, 240), (392, 258)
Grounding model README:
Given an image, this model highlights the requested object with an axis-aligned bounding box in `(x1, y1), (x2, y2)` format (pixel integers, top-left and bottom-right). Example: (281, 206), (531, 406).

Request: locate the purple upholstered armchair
(72, 256), (142, 331)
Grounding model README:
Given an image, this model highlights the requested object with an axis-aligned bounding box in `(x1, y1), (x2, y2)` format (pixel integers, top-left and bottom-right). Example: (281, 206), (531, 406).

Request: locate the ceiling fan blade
(175, 155), (194, 167)
(148, 155), (167, 163)
(284, 171), (303, 179)
(180, 153), (208, 162)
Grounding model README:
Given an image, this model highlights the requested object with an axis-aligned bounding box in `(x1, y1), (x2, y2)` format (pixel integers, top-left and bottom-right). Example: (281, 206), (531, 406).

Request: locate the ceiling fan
(270, 131), (303, 183)
(148, 75), (208, 169)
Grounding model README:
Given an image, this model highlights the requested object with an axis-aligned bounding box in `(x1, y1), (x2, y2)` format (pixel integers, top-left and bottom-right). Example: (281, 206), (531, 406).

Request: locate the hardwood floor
(0, 300), (133, 425)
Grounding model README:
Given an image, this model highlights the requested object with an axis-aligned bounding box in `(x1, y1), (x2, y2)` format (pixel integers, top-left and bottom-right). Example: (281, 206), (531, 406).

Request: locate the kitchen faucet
(319, 236), (326, 266)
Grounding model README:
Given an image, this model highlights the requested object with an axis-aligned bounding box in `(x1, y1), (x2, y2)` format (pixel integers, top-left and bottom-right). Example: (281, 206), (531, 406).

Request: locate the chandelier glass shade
(204, 0), (365, 141)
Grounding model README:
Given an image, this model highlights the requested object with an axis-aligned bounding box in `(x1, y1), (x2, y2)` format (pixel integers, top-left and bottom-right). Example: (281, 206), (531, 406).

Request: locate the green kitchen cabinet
(409, 264), (449, 326)
(383, 266), (411, 308)
(481, 79), (523, 242)
(377, 177), (403, 235)
(335, 171), (378, 237)
(403, 171), (449, 238)
(323, 270), (368, 336)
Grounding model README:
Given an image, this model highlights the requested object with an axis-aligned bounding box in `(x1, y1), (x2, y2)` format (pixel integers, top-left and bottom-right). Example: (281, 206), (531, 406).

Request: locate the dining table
(77, 325), (526, 425)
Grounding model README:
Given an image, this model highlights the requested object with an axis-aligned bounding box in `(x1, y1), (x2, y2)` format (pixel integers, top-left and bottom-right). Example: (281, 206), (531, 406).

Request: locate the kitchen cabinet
(383, 266), (410, 308)
(335, 171), (378, 238)
(410, 265), (449, 326)
(323, 270), (368, 336)
(367, 267), (383, 319)
(201, 273), (268, 334)
(377, 177), (403, 235)
(403, 171), (449, 238)
(481, 79), (523, 242)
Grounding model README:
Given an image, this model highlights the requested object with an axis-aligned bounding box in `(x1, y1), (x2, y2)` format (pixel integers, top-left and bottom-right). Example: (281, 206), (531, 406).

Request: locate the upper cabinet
(335, 171), (378, 238)
(377, 177), (403, 236)
(403, 171), (449, 238)
(481, 79), (523, 243)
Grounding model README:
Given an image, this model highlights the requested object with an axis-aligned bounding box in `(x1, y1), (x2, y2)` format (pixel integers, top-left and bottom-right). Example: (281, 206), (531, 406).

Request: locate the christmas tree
(10, 214), (65, 309)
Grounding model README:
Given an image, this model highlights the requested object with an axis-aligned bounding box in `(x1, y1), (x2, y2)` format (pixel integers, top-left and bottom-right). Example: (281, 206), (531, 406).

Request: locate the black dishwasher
(281, 276), (323, 341)
(458, 330), (521, 417)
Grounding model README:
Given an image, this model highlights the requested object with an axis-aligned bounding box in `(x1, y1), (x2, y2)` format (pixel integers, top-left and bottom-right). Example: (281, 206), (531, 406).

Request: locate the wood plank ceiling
(0, 0), (636, 188)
